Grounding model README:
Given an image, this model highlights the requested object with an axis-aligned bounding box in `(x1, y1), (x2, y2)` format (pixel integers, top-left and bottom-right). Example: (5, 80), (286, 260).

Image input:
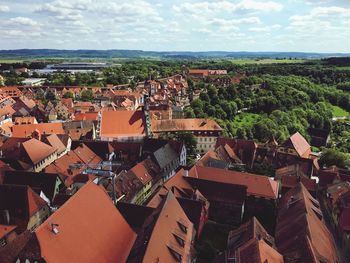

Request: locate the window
(312, 208), (323, 221)
(173, 234), (185, 247)
(168, 246), (182, 262)
(0, 238), (7, 247)
(177, 221), (187, 234)
(310, 198), (320, 209)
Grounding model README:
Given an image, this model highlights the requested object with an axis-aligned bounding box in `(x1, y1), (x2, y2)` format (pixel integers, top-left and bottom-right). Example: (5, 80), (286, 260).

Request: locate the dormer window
(173, 234), (185, 247)
(168, 246), (182, 262)
(177, 221), (187, 234)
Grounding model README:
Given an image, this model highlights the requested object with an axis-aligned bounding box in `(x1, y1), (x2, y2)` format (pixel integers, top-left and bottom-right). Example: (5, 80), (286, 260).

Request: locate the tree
(175, 132), (197, 155)
(184, 107), (196, 118)
(81, 90), (93, 101)
(319, 148), (350, 169)
(63, 91), (74, 99)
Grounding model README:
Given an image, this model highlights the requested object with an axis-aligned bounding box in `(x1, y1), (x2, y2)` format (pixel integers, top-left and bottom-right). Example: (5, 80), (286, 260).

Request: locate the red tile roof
(34, 182), (137, 263)
(130, 160), (153, 185)
(45, 143), (101, 186)
(276, 183), (338, 263)
(22, 138), (56, 165)
(236, 239), (284, 263)
(283, 132), (311, 158)
(73, 112), (99, 121)
(151, 118), (222, 133)
(189, 166), (279, 199)
(281, 175), (317, 193)
(12, 123), (65, 138)
(72, 143), (102, 166)
(100, 110), (146, 138)
(141, 191), (194, 263)
(42, 134), (66, 155)
(0, 104), (15, 118)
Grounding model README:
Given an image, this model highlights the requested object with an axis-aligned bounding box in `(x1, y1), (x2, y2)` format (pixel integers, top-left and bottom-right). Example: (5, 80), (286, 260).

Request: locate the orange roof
(0, 120), (14, 136)
(0, 104), (15, 117)
(196, 149), (223, 167)
(19, 96), (36, 109)
(22, 138), (56, 165)
(12, 123), (65, 138)
(27, 185), (48, 216)
(236, 239), (284, 263)
(142, 191), (194, 262)
(0, 86), (22, 97)
(43, 134), (66, 154)
(164, 169), (193, 191)
(35, 182), (137, 263)
(189, 69), (209, 76)
(45, 144), (101, 186)
(189, 166), (279, 199)
(276, 183), (338, 263)
(130, 160), (152, 185)
(100, 110), (146, 138)
(0, 225), (17, 239)
(151, 118), (222, 133)
(73, 143), (102, 166)
(45, 153), (81, 186)
(146, 169), (197, 208)
(73, 112), (99, 121)
(285, 132), (311, 158)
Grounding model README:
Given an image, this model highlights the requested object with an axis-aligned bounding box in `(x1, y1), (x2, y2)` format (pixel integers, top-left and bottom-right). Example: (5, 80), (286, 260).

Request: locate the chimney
(184, 170), (189, 177)
(32, 129), (41, 141)
(50, 223), (59, 235)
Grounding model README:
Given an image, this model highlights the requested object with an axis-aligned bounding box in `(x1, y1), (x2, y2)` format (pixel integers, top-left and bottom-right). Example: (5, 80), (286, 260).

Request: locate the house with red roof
(11, 123), (65, 138)
(215, 217), (283, 263)
(187, 165), (278, 229)
(112, 159), (160, 205)
(275, 183), (338, 263)
(146, 169), (209, 239)
(278, 132), (312, 158)
(151, 118), (223, 153)
(0, 137), (58, 172)
(100, 110), (147, 142)
(188, 166), (279, 200)
(323, 181), (350, 255)
(127, 191), (196, 263)
(45, 143), (102, 188)
(0, 184), (49, 233)
(18, 182), (137, 263)
(188, 69), (227, 78)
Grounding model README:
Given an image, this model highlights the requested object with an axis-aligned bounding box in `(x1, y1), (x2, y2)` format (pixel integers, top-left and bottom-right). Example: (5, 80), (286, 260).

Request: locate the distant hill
(0, 49), (349, 60)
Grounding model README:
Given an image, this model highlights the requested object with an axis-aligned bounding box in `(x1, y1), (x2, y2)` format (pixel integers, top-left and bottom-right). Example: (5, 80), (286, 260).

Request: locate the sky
(0, 0), (349, 52)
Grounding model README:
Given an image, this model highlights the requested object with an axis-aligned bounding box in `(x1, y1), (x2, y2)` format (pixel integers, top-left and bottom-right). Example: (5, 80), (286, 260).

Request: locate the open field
(230, 59), (306, 65)
(331, 105), (350, 118)
(0, 59), (25, 63)
(335, 66), (350, 71)
(232, 112), (260, 127)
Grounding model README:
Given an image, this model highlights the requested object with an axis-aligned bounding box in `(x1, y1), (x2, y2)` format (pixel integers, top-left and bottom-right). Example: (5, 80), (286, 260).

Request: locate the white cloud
(173, 0), (283, 15)
(237, 0), (283, 12)
(289, 6), (350, 33)
(0, 5), (9, 12)
(6, 17), (39, 27)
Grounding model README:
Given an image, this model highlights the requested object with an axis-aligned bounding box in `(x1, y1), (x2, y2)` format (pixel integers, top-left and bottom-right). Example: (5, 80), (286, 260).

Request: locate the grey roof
(153, 143), (178, 169)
